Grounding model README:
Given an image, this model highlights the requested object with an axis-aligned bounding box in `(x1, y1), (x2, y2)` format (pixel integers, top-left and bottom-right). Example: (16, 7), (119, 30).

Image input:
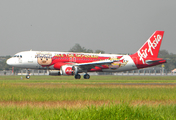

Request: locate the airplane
(6, 31), (166, 79)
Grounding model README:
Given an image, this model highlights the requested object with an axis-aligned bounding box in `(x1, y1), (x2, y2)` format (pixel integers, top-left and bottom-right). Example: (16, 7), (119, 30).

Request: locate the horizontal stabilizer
(145, 58), (166, 64)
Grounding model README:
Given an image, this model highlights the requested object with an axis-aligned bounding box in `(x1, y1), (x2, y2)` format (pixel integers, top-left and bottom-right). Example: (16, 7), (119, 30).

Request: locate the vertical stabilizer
(137, 31), (164, 59)
(131, 31), (165, 67)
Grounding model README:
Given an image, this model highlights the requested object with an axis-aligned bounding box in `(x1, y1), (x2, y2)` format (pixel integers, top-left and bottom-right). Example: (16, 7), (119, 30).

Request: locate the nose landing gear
(26, 70), (30, 79)
(26, 75), (30, 79)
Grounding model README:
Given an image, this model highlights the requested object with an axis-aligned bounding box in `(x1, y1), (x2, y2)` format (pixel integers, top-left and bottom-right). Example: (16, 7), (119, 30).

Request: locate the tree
(86, 49), (93, 53)
(69, 43), (88, 52)
(158, 50), (169, 57)
(0, 56), (11, 70)
(158, 50), (176, 72)
(69, 43), (103, 53)
(95, 50), (105, 54)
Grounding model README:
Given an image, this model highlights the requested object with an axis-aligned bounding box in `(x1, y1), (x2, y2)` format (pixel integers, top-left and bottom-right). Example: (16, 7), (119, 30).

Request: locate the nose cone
(6, 58), (14, 66)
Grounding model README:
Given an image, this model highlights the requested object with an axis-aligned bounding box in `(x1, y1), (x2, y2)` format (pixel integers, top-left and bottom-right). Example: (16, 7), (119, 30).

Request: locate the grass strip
(0, 84), (176, 101)
(0, 104), (175, 120)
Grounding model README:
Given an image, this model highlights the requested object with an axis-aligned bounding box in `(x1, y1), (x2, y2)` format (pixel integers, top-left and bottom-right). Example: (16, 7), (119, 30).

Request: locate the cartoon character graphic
(109, 56), (128, 70)
(109, 62), (122, 70)
(36, 53), (52, 66)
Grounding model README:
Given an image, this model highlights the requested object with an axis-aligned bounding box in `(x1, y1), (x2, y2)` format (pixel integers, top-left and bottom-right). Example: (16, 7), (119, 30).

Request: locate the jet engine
(50, 65), (80, 76)
(60, 65), (74, 75)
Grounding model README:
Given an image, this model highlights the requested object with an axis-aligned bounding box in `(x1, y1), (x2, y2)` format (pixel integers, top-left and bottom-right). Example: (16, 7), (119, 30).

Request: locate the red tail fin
(131, 31), (164, 65)
(137, 31), (164, 58)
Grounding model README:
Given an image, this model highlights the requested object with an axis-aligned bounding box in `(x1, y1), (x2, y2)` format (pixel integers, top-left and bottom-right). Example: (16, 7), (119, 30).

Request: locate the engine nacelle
(49, 70), (61, 76)
(60, 65), (74, 75)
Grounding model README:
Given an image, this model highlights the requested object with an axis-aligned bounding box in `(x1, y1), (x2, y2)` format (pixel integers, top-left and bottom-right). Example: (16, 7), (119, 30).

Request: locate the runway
(95, 83), (176, 85)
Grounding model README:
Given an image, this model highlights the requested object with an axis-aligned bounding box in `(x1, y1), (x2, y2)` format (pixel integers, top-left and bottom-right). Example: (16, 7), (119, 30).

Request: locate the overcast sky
(0, 0), (176, 56)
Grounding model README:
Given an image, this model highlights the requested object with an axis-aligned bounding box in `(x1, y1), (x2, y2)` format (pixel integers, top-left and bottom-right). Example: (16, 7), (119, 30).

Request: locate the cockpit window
(13, 55), (22, 58)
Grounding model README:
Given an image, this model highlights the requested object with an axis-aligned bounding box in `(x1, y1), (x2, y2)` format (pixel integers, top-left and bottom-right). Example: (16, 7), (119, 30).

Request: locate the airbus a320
(6, 31), (166, 79)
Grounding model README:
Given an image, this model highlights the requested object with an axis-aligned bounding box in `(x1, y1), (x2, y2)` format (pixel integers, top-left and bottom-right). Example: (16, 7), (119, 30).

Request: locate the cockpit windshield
(13, 55), (22, 58)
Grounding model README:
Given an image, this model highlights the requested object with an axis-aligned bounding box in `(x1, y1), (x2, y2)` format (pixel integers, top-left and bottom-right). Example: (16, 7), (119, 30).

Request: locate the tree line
(158, 50), (176, 72)
(0, 44), (175, 72)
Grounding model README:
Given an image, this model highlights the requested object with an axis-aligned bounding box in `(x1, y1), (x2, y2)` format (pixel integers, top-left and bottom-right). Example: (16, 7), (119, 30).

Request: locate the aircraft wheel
(75, 74), (81, 79)
(84, 74), (90, 79)
(26, 75), (30, 79)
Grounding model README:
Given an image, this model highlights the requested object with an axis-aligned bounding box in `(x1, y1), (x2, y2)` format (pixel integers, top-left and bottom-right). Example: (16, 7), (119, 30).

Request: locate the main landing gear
(74, 74), (90, 79)
(74, 74), (81, 79)
(84, 74), (90, 79)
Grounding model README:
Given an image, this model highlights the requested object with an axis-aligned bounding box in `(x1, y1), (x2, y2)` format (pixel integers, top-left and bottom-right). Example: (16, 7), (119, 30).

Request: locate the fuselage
(6, 51), (138, 72)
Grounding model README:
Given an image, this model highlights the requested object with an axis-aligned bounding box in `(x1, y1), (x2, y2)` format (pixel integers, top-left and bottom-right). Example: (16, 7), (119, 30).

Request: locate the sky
(0, 0), (176, 56)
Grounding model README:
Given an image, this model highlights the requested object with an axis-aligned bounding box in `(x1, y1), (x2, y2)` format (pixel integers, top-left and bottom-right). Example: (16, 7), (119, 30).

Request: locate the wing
(72, 60), (116, 71)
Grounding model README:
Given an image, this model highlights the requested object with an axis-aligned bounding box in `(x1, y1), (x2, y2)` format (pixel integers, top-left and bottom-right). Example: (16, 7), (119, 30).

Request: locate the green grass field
(0, 75), (176, 119)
